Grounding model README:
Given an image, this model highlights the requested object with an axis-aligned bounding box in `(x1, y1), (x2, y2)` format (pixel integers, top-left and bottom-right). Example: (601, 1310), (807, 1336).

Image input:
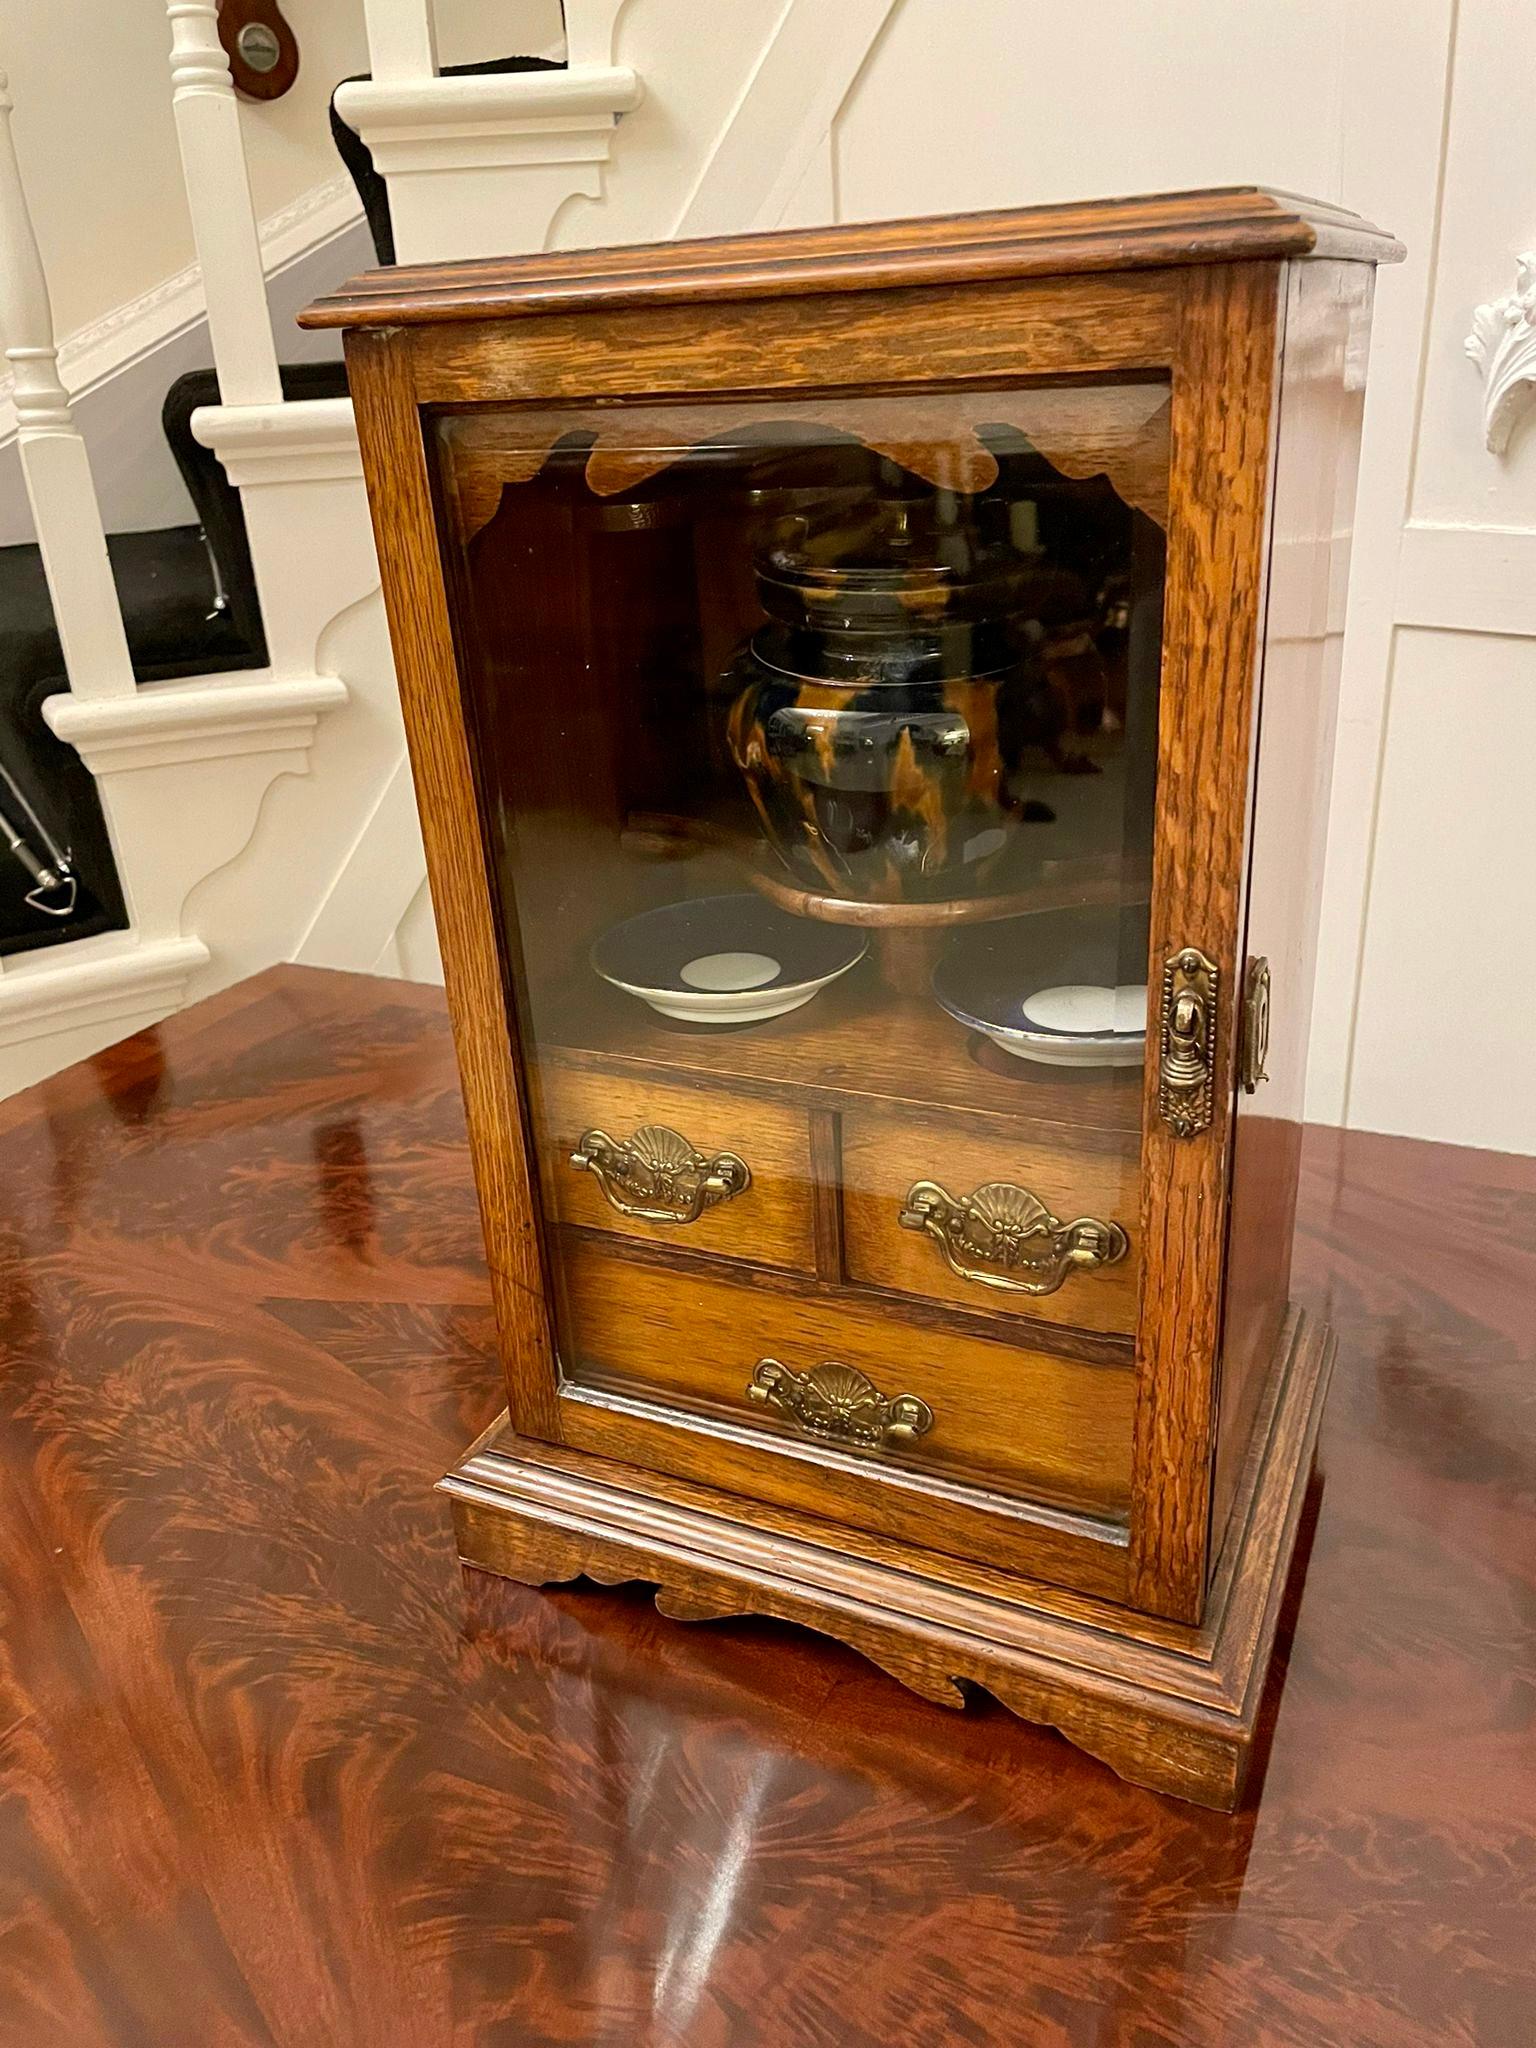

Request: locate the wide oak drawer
(556, 1236), (1132, 1522)
(840, 1107), (1139, 1336)
(536, 1065), (816, 1274)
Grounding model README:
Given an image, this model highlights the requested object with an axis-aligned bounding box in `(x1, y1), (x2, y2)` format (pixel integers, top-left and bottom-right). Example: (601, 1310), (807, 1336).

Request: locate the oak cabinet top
(300, 185), (1402, 333)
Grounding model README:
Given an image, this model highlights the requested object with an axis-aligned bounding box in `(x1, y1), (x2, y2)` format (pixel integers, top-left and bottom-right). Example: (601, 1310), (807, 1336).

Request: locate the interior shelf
(537, 950), (1144, 1139)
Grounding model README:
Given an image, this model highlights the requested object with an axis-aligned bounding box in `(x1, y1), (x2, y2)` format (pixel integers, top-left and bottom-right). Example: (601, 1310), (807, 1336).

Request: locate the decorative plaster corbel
(1466, 254), (1536, 455)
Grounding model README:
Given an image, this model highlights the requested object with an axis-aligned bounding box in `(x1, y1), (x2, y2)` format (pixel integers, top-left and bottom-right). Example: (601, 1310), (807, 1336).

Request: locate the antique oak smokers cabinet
(303, 189), (1402, 1808)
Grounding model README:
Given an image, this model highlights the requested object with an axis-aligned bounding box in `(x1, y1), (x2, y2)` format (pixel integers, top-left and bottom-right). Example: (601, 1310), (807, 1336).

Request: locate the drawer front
(537, 1066), (816, 1274)
(557, 1236), (1133, 1525)
(840, 1108), (1139, 1336)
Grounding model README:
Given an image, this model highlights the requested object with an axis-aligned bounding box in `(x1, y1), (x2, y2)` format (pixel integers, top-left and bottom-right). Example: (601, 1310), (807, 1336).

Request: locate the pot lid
(756, 500), (1032, 635)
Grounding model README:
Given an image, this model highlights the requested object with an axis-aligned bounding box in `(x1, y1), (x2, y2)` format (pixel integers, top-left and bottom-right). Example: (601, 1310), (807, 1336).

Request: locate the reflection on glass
(434, 383), (1167, 1516)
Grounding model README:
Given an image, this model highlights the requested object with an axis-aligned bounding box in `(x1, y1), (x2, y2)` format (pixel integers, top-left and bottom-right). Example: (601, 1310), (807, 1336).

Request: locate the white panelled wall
(1344, 0), (1536, 1152)
(820, 0), (1536, 1149)
(1, 0), (1531, 1155)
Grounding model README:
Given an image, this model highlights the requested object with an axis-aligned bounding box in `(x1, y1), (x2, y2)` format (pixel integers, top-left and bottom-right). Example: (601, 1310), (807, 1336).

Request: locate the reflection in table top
(0, 964), (1528, 2048)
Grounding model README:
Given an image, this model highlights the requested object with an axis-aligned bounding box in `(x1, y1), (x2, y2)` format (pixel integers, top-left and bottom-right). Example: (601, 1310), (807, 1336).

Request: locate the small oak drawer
(537, 1066), (816, 1274)
(840, 1108), (1139, 1336)
(558, 1237), (1133, 1522)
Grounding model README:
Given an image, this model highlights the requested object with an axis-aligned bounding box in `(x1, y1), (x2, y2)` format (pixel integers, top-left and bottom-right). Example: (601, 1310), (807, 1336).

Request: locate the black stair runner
(0, 51), (558, 960)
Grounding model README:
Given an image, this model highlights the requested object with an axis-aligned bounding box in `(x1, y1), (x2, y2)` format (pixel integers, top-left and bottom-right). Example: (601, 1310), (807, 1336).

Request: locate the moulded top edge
(299, 185), (1404, 332)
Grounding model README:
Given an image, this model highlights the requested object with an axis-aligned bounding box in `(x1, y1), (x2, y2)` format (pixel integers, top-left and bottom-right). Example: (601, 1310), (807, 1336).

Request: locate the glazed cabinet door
(355, 261), (1280, 1617)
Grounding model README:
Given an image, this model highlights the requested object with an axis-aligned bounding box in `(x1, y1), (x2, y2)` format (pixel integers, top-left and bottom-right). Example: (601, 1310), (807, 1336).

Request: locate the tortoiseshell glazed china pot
(726, 505), (1042, 902)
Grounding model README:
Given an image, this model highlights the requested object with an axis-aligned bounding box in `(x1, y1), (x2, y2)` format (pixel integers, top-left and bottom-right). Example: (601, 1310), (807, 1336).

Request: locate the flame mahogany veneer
(0, 968), (1530, 2043)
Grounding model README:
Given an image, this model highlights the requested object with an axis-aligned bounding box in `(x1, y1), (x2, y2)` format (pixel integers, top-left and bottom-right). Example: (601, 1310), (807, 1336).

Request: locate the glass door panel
(432, 380), (1167, 1533)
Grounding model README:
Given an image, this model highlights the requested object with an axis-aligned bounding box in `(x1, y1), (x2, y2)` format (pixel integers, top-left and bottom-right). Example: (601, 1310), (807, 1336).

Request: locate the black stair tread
(0, 522), (254, 958)
(0, 525), (254, 689)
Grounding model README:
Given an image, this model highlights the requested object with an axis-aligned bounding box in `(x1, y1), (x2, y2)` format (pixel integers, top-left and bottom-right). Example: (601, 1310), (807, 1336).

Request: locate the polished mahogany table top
(0, 966), (1529, 2047)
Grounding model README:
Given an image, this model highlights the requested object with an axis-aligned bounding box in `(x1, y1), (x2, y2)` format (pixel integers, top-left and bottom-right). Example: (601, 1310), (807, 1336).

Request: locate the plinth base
(440, 1310), (1332, 1810)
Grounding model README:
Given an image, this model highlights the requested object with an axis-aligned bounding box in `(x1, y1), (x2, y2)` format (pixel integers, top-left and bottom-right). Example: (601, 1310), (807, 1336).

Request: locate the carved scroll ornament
(1467, 255), (1536, 455)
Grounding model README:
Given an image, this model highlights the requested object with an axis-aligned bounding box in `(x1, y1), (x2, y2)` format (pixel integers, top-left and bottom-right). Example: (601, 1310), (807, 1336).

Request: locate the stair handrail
(0, 69), (135, 702)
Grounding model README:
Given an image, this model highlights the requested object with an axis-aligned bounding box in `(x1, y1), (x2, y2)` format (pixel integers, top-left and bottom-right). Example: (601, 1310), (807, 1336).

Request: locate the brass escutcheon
(570, 1122), (750, 1225)
(1158, 946), (1219, 1137)
(748, 1357), (933, 1452)
(898, 1178), (1128, 1295)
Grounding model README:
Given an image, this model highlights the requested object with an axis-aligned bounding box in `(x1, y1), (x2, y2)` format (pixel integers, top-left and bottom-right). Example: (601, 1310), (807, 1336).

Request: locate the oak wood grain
(344, 331), (561, 1440)
(299, 186), (1402, 331)
(535, 1064), (818, 1275)
(553, 1232), (1135, 1527)
(839, 1102), (1140, 1336)
(438, 382), (1174, 533)
(404, 272), (1178, 412)
(550, 1215), (1133, 1370)
(807, 1105), (845, 1284)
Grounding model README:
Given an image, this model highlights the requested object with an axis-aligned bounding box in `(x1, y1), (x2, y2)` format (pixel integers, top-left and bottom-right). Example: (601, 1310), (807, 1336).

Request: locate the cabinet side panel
(1213, 260), (1373, 1545)
(343, 329), (560, 1438)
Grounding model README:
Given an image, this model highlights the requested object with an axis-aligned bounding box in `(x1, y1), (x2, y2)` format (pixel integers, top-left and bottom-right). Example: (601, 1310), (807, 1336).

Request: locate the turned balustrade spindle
(0, 70), (134, 700)
(361, 0), (440, 84)
(165, 0), (282, 405)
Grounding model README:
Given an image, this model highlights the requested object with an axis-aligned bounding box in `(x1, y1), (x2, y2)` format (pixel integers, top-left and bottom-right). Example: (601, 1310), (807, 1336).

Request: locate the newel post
(165, 0), (282, 405)
(0, 70), (135, 699)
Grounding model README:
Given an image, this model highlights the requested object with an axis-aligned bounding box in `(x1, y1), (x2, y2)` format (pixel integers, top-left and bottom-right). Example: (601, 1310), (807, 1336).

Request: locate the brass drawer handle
(899, 1178), (1128, 1295)
(570, 1122), (750, 1225)
(748, 1357), (933, 1451)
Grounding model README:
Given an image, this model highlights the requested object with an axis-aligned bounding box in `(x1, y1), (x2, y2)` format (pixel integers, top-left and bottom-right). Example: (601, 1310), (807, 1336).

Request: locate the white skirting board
(0, 935), (209, 1093)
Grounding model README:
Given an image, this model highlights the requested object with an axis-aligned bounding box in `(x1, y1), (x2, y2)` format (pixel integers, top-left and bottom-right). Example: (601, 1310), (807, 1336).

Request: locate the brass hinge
(1240, 956), (1272, 1094)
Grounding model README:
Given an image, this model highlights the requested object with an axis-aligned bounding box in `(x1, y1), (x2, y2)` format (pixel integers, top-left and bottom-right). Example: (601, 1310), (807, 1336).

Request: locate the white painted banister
(362, 0), (438, 85)
(0, 70), (135, 700)
(165, 1), (281, 405)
